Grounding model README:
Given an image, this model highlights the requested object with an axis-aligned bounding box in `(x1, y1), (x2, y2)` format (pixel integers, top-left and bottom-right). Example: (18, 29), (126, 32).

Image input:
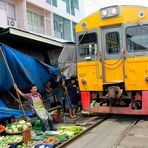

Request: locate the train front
(76, 5), (148, 114)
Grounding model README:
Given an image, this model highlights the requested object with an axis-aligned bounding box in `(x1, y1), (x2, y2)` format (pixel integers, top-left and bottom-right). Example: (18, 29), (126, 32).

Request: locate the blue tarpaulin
(0, 44), (59, 92)
(0, 100), (32, 119)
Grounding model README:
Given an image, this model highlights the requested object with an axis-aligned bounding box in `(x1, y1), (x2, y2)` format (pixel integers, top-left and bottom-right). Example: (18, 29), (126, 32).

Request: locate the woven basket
(21, 128), (31, 142)
(5, 127), (30, 135)
(5, 130), (23, 134)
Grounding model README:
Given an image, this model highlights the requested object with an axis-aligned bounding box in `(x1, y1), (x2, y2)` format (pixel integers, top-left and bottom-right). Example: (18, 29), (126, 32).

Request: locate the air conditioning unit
(8, 18), (17, 28)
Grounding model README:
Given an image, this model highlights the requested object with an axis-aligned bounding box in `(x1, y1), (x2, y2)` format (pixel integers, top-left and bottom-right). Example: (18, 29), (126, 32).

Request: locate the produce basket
(42, 134), (68, 147)
(5, 120), (32, 135)
(21, 128), (31, 142)
(0, 135), (23, 147)
(5, 127), (31, 138)
(5, 130), (23, 134)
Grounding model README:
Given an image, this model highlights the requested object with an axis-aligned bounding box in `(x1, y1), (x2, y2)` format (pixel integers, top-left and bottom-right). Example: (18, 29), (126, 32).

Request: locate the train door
(102, 27), (124, 83)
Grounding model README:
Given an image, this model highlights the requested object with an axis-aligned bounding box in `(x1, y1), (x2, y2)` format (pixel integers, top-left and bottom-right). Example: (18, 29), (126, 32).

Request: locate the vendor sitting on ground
(13, 83), (56, 132)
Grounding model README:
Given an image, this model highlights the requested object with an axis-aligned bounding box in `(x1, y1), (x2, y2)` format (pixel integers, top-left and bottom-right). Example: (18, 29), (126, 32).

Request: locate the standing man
(14, 84), (56, 132)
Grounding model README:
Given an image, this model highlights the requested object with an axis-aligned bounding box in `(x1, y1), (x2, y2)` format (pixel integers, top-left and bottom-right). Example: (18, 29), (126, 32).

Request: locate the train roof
(76, 5), (148, 33)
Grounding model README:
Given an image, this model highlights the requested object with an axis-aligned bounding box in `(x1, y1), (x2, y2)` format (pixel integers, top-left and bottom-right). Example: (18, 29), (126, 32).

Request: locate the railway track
(57, 115), (142, 148)
(111, 116), (141, 148)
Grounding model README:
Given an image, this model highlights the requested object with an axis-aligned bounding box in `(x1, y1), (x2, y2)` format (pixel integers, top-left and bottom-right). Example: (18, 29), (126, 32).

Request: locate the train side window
(78, 33), (98, 57)
(126, 25), (148, 51)
(106, 32), (120, 54)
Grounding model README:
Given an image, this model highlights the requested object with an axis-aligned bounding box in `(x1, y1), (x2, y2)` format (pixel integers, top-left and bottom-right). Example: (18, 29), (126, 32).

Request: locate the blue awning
(0, 44), (59, 92)
(0, 100), (32, 119)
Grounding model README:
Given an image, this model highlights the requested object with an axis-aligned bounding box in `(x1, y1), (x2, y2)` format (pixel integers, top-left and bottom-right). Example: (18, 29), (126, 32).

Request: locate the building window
(7, 3), (15, 19)
(27, 10), (45, 34)
(66, 0), (70, 14)
(71, 0), (75, 15)
(52, 0), (57, 7)
(74, 0), (79, 10)
(53, 14), (71, 40)
(0, 0), (6, 10)
(46, 0), (57, 7)
(46, 0), (51, 4)
(65, 0), (79, 15)
(72, 22), (77, 41)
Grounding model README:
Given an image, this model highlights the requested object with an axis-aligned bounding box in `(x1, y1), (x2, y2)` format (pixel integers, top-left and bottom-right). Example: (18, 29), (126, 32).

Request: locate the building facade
(0, 0), (84, 42)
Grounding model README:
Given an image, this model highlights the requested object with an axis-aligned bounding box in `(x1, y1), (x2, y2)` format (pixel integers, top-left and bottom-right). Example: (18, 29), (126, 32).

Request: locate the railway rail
(111, 116), (142, 148)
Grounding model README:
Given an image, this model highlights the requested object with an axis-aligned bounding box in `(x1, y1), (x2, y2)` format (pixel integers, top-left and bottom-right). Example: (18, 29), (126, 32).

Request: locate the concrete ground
(119, 116), (148, 148)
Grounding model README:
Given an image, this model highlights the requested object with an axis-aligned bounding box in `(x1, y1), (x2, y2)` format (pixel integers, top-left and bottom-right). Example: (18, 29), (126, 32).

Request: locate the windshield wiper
(137, 22), (148, 32)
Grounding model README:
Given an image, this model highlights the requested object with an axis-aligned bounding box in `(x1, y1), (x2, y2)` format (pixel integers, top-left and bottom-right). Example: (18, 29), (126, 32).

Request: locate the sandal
(70, 116), (74, 119)
(73, 115), (76, 118)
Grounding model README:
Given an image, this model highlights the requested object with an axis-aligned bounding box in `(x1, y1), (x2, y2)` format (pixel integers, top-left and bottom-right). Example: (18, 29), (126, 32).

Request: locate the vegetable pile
(43, 137), (58, 143)
(17, 140), (37, 148)
(90, 100), (99, 107)
(58, 126), (83, 138)
(0, 136), (8, 148)
(5, 120), (32, 134)
(42, 133), (68, 145)
(0, 135), (23, 147)
(0, 124), (5, 132)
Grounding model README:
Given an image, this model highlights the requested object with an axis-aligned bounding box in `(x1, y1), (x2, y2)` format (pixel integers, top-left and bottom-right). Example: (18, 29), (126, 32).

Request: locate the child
(67, 76), (78, 118)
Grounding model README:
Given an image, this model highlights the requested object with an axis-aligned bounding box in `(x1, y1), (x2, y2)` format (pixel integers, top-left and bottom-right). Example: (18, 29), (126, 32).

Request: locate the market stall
(0, 44), (84, 147)
(0, 119), (84, 148)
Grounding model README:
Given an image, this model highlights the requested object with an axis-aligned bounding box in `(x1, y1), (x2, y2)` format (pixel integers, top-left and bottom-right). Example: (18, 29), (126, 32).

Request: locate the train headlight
(100, 6), (119, 19)
(111, 7), (118, 15)
(102, 9), (108, 17)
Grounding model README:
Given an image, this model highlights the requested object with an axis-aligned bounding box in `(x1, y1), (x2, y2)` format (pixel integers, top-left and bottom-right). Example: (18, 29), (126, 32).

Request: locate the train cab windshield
(126, 24), (148, 51)
(78, 33), (98, 59)
(106, 31), (120, 54)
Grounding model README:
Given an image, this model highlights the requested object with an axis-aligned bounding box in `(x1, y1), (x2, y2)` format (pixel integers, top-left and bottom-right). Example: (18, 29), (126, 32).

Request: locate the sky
(84, 0), (148, 17)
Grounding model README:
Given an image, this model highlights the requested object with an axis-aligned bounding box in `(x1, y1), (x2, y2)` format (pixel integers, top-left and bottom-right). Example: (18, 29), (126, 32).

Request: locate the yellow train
(75, 5), (148, 114)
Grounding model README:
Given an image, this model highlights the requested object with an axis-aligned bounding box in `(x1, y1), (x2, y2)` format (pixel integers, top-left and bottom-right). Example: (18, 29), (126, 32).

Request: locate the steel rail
(111, 116), (142, 148)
